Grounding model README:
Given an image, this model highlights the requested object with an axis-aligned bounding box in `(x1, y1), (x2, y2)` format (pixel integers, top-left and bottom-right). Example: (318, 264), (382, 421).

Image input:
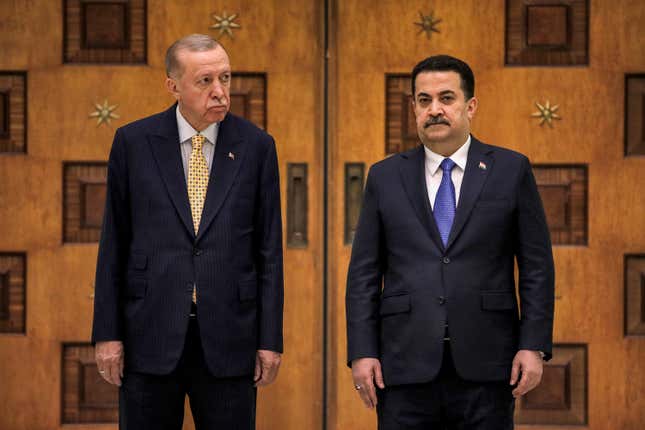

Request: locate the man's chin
(206, 110), (228, 123)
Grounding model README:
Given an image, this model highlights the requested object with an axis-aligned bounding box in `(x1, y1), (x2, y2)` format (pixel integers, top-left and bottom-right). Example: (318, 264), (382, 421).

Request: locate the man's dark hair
(411, 55), (475, 100)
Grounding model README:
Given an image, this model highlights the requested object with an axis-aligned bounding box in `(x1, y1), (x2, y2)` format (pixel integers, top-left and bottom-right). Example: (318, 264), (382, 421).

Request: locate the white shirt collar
(424, 135), (471, 176)
(175, 105), (218, 145)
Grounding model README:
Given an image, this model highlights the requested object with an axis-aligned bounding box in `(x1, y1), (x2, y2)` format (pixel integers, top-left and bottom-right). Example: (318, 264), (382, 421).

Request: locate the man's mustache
(424, 117), (450, 128)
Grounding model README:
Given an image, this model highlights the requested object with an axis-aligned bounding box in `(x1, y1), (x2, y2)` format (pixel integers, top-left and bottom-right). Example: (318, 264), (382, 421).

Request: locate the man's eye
(220, 74), (231, 83)
(198, 77), (211, 85)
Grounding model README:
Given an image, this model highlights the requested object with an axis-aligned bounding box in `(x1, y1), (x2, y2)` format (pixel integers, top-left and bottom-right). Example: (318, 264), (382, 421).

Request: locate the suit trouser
(376, 342), (515, 430)
(119, 317), (256, 430)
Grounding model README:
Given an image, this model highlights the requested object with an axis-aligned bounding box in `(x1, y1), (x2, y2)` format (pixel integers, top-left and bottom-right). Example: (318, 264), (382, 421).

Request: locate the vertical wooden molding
(287, 163), (308, 248)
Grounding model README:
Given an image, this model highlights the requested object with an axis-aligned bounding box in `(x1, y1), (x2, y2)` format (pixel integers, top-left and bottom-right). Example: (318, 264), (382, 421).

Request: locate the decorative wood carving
(533, 165), (587, 245)
(516, 344), (587, 425)
(386, 75), (418, 154)
(63, 163), (107, 243)
(0, 72), (27, 153)
(287, 163), (308, 248)
(625, 74), (645, 156)
(230, 73), (266, 129)
(64, 0), (146, 64)
(62, 344), (118, 423)
(345, 163), (365, 244)
(625, 254), (645, 336)
(0, 253), (26, 334)
(506, 0), (588, 66)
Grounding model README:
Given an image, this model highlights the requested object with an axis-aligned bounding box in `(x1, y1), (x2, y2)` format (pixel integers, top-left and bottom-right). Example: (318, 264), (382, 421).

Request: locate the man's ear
(466, 96), (478, 119)
(166, 77), (179, 100)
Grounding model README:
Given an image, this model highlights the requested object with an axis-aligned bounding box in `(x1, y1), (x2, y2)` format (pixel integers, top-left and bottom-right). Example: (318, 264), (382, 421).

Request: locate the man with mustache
(346, 55), (554, 429)
(92, 34), (284, 429)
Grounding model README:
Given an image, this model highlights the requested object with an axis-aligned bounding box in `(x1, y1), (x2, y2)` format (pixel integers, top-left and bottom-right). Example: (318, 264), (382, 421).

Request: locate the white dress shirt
(176, 106), (219, 183)
(424, 136), (471, 209)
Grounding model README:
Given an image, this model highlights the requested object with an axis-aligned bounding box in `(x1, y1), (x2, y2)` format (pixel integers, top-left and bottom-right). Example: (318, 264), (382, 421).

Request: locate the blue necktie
(434, 158), (456, 246)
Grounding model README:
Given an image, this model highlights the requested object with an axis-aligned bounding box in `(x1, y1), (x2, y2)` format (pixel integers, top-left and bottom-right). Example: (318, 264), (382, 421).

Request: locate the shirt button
(442, 257), (451, 264)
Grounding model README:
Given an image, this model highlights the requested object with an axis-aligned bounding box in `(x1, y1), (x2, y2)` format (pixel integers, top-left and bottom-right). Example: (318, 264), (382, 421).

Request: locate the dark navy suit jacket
(91, 105), (284, 377)
(346, 137), (554, 385)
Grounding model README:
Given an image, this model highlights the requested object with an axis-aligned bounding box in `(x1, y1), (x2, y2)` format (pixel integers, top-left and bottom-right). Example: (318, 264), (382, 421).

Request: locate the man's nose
(210, 81), (225, 100)
(428, 100), (443, 116)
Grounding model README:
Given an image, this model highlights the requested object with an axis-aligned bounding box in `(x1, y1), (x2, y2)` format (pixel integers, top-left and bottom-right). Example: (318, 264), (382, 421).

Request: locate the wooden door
(326, 1), (645, 429)
(0, 1), (323, 429)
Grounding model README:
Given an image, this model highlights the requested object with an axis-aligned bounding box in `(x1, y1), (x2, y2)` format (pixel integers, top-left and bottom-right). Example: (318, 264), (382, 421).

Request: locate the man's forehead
(414, 71), (461, 93)
(177, 47), (230, 68)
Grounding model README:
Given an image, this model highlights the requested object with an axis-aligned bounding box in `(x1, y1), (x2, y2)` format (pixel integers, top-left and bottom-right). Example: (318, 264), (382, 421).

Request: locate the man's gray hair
(165, 34), (220, 78)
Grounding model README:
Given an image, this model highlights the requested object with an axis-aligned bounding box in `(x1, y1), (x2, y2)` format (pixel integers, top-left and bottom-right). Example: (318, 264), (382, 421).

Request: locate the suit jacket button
(193, 248), (202, 256)
(438, 296), (446, 305)
(442, 257), (451, 264)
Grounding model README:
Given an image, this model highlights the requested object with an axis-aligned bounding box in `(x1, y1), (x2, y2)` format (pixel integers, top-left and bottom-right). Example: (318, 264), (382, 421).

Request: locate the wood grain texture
(516, 344), (587, 425)
(0, 72), (27, 153)
(0, 1), (324, 429)
(1, 0), (644, 428)
(0, 253), (26, 334)
(506, 0), (588, 65)
(63, 163), (107, 243)
(64, 0), (146, 64)
(327, 1), (645, 430)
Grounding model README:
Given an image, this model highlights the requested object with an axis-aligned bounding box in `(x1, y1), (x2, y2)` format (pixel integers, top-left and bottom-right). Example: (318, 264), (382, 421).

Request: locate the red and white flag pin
(478, 161), (487, 170)
(228, 152), (235, 160)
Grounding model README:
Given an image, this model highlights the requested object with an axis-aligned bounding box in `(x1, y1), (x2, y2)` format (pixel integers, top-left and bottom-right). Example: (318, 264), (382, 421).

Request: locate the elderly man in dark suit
(91, 34), (283, 429)
(346, 55), (554, 429)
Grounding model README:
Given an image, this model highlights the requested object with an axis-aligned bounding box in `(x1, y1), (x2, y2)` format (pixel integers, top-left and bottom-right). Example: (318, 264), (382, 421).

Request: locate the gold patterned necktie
(188, 134), (209, 304)
(188, 134), (209, 234)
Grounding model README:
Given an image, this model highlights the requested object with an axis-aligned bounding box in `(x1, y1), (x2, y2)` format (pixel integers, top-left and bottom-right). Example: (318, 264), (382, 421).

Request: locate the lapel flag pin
(228, 152), (235, 160)
(478, 161), (487, 170)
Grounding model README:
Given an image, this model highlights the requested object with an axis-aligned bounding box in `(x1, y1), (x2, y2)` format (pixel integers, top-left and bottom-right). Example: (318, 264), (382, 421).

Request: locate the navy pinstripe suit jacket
(91, 105), (284, 376)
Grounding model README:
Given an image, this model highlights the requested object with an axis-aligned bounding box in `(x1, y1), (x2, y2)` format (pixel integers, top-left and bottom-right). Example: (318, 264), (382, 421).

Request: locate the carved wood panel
(63, 0), (146, 63)
(386, 75), (417, 155)
(0, 253), (26, 334)
(506, 0), (589, 65)
(516, 344), (587, 425)
(230, 73), (267, 130)
(0, 72), (26, 153)
(63, 163), (108, 243)
(625, 74), (645, 156)
(62, 344), (118, 423)
(625, 254), (645, 336)
(533, 165), (588, 245)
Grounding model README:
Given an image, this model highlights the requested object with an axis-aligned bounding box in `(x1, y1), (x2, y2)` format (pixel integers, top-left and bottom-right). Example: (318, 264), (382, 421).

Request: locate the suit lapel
(399, 146), (445, 251)
(445, 137), (494, 250)
(148, 105), (195, 238)
(196, 114), (244, 242)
